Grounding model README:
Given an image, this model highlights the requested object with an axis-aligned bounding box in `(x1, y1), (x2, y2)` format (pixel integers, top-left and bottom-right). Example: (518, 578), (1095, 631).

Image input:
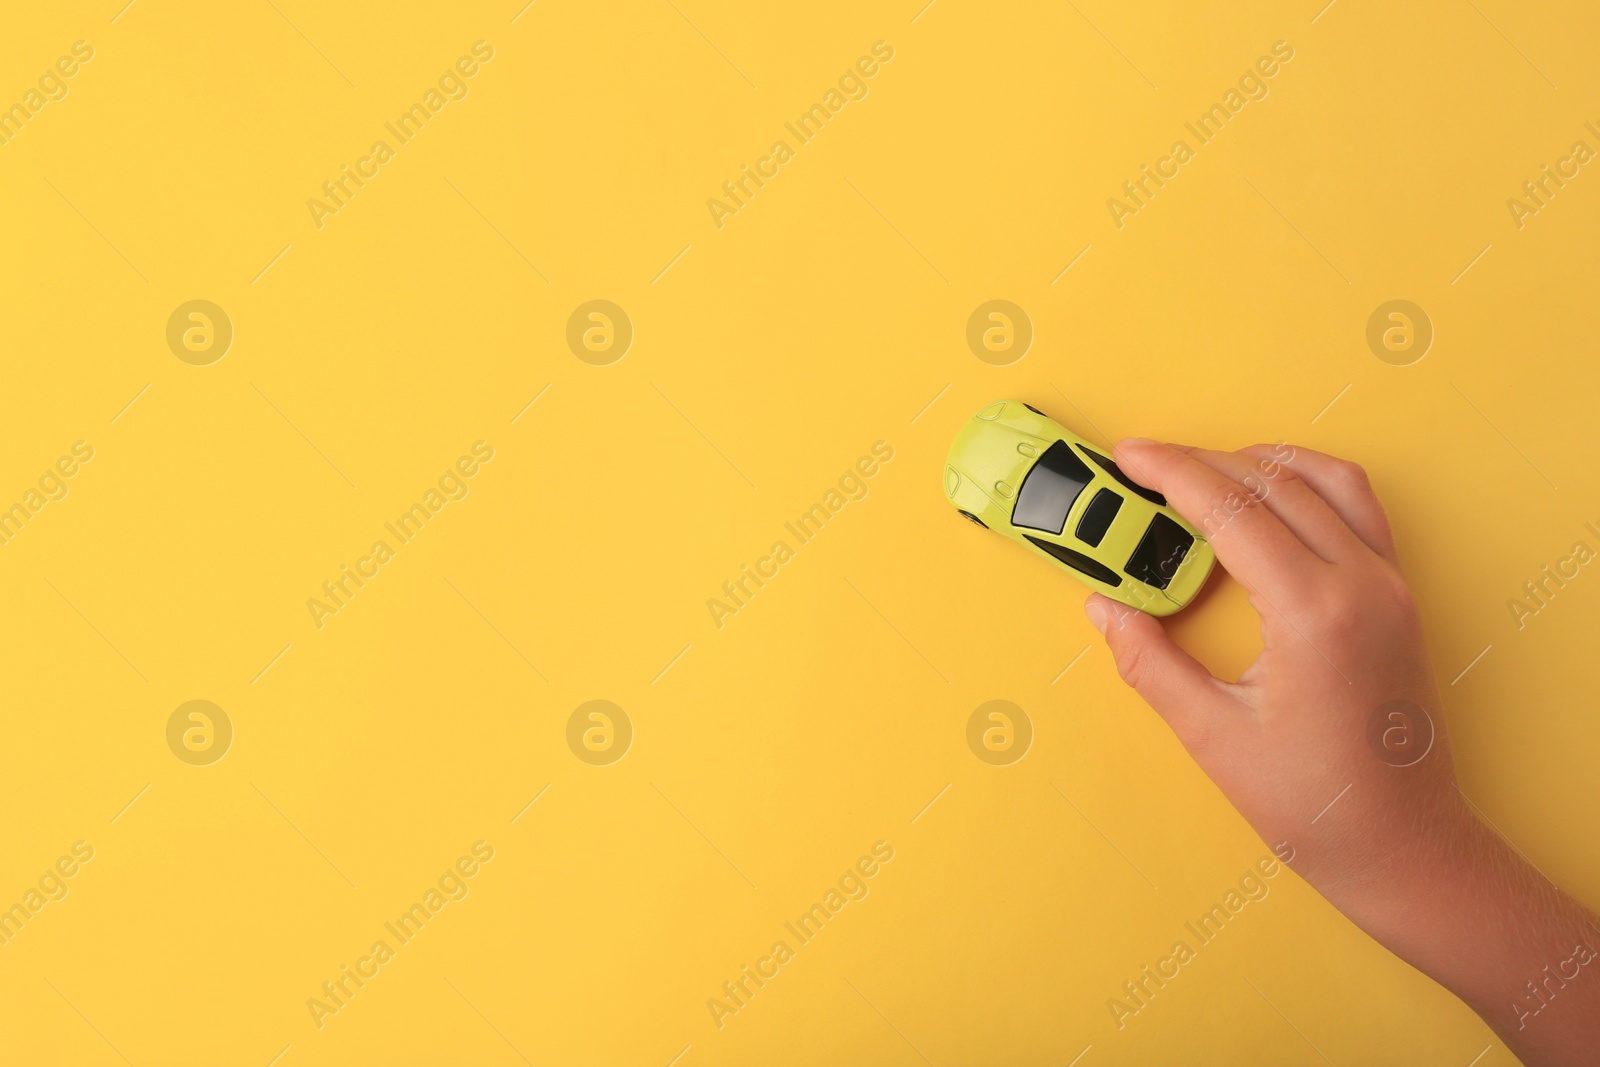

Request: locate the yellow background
(2, 0), (1597, 1063)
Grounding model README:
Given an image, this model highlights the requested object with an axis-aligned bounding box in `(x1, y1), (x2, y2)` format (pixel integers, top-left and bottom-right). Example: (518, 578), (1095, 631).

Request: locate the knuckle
(1376, 569), (1417, 614)
(1197, 485), (1260, 538)
(1136, 448), (1179, 481)
(1244, 443), (1299, 488)
(1265, 455), (1301, 480)
(1318, 573), (1415, 643)
(1249, 462), (1299, 497)
(1247, 440), (1296, 461)
(1316, 587), (1366, 638)
(1339, 459), (1372, 490)
(1115, 640), (1147, 690)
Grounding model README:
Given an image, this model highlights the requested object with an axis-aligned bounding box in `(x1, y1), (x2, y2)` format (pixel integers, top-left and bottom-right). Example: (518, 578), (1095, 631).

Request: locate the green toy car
(944, 400), (1215, 615)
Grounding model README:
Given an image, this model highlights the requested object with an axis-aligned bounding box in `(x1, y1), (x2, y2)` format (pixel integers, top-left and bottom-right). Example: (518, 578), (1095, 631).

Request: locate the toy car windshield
(1011, 441), (1093, 535)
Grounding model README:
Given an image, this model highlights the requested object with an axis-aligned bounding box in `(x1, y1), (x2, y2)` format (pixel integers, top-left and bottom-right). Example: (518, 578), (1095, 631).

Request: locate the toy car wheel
(958, 510), (987, 528)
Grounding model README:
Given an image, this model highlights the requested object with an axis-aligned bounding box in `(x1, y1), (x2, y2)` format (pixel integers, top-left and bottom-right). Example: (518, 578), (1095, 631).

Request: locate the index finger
(1113, 438), (1322, 604)
(1237, 443), (1399, 565)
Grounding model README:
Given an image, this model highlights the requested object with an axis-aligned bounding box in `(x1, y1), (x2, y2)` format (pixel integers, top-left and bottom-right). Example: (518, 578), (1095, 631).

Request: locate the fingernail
(1119, 437), (1154, 449)
(1084, 598), (1108, 634)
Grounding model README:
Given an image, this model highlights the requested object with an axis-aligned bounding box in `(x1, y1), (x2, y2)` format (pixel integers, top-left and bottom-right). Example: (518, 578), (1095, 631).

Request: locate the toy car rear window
(1012, 441), (1094, 535)
(1074, 445), (1167, 506)
(1125, 513), (1193, 590)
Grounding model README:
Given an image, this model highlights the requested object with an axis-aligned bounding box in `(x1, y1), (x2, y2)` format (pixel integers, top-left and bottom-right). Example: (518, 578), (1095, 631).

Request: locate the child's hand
(1085, 439), (1461, 895)
(1085, 439), (1600, 1067)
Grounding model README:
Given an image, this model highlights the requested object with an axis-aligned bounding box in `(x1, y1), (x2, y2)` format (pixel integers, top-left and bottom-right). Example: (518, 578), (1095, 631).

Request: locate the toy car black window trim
(1011, 440), (1094, 535)
(1073, 445), (1167, 506)
(1075, 488), (1123, 547)
(1024, 534), (1124, 587)
(1125, 514), (1194, 590)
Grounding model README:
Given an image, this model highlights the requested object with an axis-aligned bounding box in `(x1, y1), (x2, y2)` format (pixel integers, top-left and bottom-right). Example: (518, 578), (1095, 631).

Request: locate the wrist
(1312, 800), (1600, 1055)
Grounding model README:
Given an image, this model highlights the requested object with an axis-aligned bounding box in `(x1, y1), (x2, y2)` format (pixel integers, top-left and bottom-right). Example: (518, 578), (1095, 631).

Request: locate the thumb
(1084, 593), (1227, 746)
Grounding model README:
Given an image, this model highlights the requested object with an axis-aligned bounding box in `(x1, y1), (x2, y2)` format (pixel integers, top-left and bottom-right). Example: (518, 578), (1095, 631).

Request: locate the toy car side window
(1073, 445), (1167, 506)
(1075, 488), (1122, 547)
(1012, 441), (1094, 535)
(1024, 534), (1123, 587)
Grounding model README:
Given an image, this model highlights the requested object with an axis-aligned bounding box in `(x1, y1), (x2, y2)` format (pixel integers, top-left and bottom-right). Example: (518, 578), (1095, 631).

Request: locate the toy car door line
(944, 399), (1216, 616)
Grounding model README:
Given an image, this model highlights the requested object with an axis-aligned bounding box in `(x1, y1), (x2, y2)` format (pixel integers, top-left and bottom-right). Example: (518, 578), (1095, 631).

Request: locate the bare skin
(1083, 438), (1600, 1067)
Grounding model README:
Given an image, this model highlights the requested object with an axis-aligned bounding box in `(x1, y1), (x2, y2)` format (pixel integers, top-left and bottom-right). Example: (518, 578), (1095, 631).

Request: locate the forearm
(1318, 808), (1600, 1066)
